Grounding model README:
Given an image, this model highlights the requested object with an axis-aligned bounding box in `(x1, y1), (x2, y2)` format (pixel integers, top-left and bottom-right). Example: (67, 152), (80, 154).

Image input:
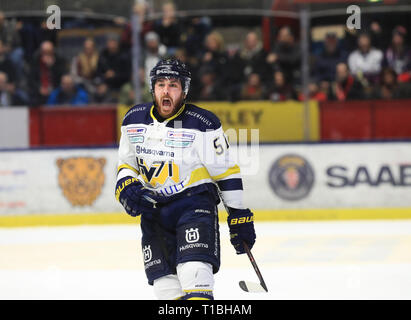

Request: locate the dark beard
(153, 94), (185, 119)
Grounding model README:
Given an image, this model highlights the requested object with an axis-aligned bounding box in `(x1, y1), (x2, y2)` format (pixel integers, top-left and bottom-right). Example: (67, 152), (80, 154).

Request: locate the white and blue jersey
(116, 102), (245, 209)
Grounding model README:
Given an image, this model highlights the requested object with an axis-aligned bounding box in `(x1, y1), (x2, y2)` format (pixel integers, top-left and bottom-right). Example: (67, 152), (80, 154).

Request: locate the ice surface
(1, 220), (411, 300)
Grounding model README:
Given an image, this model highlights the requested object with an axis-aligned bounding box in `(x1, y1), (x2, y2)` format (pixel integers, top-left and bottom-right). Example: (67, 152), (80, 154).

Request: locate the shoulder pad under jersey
(178, 103), (222, 132)
(122, 103), (153, 126)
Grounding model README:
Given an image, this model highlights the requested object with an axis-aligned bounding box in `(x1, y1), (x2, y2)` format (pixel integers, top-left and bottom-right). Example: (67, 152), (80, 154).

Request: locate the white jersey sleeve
(197, 125), (245, 209)
(117, 126), (140, 181)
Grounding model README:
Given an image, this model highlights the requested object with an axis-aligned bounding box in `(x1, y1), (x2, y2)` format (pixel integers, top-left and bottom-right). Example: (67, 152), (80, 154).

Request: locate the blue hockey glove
(227, 207), (256, 254)
(115, 177), (160, 217)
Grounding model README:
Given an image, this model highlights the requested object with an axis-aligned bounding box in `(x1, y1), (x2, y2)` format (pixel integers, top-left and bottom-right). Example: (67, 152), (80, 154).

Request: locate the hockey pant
(140, 191), (220, 299)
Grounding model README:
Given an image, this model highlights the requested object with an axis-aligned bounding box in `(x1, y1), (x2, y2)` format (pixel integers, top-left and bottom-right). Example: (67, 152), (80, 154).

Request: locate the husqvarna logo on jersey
(185, 228), (200, 243)
(179, 227), (208, 253)
(143, 245), (152, 263)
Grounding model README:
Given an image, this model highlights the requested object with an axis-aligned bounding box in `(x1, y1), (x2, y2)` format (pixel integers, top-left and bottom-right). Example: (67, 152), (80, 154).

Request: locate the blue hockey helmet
(149, 58), (191, 96)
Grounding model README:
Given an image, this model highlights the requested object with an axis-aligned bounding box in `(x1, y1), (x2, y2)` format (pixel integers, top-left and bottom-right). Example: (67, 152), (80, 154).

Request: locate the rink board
(1, 142), (411, 226)
(1, 208), (411, 227)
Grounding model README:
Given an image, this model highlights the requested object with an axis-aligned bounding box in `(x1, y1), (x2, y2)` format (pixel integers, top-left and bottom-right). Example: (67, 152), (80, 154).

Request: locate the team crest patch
(56, 157), (106, 206)
(268, 154), (314, 201)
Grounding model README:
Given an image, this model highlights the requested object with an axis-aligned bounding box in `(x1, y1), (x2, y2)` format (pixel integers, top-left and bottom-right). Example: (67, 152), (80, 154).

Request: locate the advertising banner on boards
(1, 142), (411, 217)
(0, 148), (123, 215)
(243, 142), (411, 209)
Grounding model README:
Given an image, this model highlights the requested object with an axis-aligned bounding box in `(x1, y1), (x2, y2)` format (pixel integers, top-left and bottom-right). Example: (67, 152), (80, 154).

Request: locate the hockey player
(115, 58), (256, 300)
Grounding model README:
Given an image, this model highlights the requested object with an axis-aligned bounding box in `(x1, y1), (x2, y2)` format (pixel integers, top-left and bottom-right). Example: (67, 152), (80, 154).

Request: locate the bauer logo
(268, 154), (314, 201)
(143, 245), (152, 263)
(185, 228), (200, 243)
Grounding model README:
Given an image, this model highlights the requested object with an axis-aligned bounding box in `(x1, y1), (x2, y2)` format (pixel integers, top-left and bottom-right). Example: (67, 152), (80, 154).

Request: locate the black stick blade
(239, 280), (249, 292)
(239, 280), (267, 293)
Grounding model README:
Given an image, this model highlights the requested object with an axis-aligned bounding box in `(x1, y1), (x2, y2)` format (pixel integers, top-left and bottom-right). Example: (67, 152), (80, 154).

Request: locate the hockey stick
(238, 242), (268, 293)
(216, 187), (267, 293)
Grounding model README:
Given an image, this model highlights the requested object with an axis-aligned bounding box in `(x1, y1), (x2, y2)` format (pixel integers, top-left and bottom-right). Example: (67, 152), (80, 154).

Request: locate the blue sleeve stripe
(217, 178), (243, 191)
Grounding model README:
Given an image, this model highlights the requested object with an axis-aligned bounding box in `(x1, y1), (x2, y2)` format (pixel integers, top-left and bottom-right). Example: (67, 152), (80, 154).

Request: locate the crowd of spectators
(1, 2), (411, 108)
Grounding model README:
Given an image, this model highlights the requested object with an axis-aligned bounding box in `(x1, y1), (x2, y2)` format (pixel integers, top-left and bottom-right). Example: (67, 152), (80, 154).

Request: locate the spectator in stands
(312, 32), (348, 83)
(91, 78), (117, 104)
(46, 74), (89, 106)
(173, 47), (201, 101)
(223, 44), (246, 101)
(348, 32), (383, 84)
(18, 18), (58, 65)
(195, 32), (228, 100)
(153, 1), (181, 55)
(0, 11), (24, 83)
(174, 47), (189, 65)
(370, 67), (411, 100)
(96, 33), (131, 92)
(342, 26), (359, 54)
(0, 39), (16, 85)
(195, 66), (224, 101)
(119, 68), (152, 106)
(142, 31), (167, 86)
(117, 2), (154, 52)
(328, 62), (364, 101)
(298, 81), (328, 102)
(368, 21), (391, 51)
(241, 72), (265, 100)
(118, 82), (135, 106)
(200, 31), (228, 74)
(174, 47), (200, 79)
(383, 26), (411, 83)
(28, 40), (67, 106)
(70, 38), (99, 94)
(266, 69), (298, 102)
(181, 16), (212, 59)
(0, 71), (28, 106)
(239, 31), (267, 81)
(0, 12), (18, 53)
(266, 26), (301, 83)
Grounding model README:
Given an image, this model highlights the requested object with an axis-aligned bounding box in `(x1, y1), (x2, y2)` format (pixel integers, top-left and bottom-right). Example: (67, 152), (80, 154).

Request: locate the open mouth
(161, 97), (172, 109)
